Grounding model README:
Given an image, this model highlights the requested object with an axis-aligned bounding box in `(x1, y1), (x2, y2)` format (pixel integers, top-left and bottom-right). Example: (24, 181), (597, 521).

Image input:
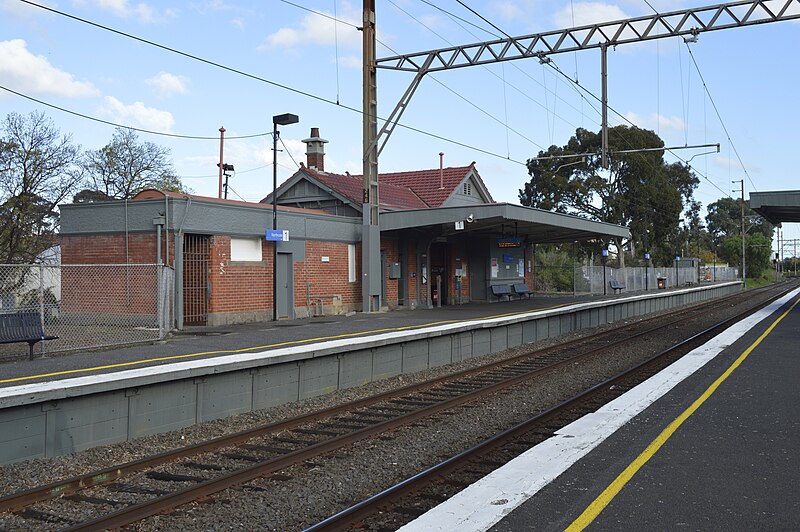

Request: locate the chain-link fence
(0, 264), (172, 359)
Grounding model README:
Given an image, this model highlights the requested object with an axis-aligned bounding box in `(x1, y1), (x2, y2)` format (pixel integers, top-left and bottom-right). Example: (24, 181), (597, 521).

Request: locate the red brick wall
(60, 233), (175, 266)
(448, 240), (471, 304)
(301, 240), (361, 311)
(207, 236), (273, 316)
(405, 241), (418, 305)
(380, 238), (399, 309)
(59, 233), (170, 316)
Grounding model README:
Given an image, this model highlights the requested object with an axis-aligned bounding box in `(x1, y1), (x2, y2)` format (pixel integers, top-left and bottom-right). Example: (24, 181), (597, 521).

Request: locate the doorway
(276, 253), (293, 318)
(183, 234), (209, 325)
(430, 242), (448, 305)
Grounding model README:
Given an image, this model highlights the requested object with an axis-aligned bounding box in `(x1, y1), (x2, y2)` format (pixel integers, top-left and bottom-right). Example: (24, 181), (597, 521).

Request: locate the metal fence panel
(534, 264), (723, 296)
(0, 264), (172, 359)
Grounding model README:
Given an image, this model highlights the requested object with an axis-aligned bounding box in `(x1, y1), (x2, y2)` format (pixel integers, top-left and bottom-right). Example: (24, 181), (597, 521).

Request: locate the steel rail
(305, 283), (797, 530)
(0, 287), (753, 513)
(58, 285), (787, 531)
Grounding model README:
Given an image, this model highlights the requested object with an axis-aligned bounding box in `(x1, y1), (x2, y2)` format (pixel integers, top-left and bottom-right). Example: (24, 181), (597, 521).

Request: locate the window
(230, 237), (262, 261)
(463, 182), (472, 195)
(348, 244), (356, 282)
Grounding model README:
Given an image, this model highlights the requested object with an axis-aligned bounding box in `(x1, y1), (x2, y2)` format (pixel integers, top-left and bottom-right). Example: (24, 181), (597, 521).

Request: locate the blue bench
(512, 283), (533, 299)
(490, 284), (512, 301)
(0, 312), (58, 359)
(609, 279), (626, 294)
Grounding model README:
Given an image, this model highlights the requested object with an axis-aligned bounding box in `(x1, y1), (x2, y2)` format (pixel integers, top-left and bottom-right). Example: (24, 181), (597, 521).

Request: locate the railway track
(307, 281), (799, 530)
(0, 281), (793, 531)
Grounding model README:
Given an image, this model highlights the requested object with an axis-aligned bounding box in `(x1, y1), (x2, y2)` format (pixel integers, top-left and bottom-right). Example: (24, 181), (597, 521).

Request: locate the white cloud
(259, 2), (361, 51)
(82, 0), (176, 23)
(0, 39), (99, 98)
(145, 72), (189, 97)
(624, 112), (685, 132)
(492, 1), (525, 23)
(98, 96), (175, 132)
(1, 0), (49, 19)
(553, 2), (628, 28)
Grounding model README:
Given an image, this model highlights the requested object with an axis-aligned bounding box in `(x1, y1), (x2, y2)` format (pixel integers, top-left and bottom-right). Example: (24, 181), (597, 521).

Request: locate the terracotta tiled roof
(380, 164), (491, 207)
(298, 162), (493, 211)
(302, 167), (429, 211)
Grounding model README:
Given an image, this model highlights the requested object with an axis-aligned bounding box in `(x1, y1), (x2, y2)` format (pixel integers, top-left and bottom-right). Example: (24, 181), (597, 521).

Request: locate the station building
(58, 129), (629, 328)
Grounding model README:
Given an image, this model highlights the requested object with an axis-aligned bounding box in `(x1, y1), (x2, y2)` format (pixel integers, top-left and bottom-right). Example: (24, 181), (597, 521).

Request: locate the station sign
(497, 237), (522, 248)
(265, 229), (289, 242)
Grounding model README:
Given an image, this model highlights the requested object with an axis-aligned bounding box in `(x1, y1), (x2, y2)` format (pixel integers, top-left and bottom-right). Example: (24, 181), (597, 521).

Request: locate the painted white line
(0, 289), (666, 402)
(399, 286), (800, 532)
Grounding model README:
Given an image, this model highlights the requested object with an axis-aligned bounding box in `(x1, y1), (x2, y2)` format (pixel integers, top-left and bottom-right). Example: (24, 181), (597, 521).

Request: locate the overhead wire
(684, 45), (757, 192)
(454, 0), (512, 39)
(418, 0), (603, 125)
(386, 0), (545, 151)
(639, 0), (755, 193)
(430, 1), (705, 222)
(545, 60), (730, 199)
(17, 0), (528, 165)
(0, 85), (270, 140)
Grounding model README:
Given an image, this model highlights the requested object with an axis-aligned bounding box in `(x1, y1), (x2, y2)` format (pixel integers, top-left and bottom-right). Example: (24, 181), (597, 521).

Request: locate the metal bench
(490, 284), (512, 301)
(512, 282), (533, 299)
(609, 279), (626, 294)
(0, 312), (58, 359)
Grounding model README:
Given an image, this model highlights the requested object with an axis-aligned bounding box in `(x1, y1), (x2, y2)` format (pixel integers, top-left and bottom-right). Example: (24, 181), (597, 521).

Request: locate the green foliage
(533, 244), (588, 292)
(520, 126), (699, 267)
(1, 111), (83, 263)
(77, 128), (189, 201)
(719, 233), (772, 278)
(706, 197), (772, 240)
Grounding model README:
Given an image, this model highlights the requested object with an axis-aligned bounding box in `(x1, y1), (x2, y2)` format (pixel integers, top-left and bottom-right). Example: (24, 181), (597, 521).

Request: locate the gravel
(0, 285), (786, 531)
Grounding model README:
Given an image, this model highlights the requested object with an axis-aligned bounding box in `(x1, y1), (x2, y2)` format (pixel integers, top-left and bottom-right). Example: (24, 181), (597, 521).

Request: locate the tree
(520, 126), (699, 267)
(0, 111), (83, 263)
(719, 233), (772, 278)
(76, 128), (188, 202)
(706, 197), (772, 240)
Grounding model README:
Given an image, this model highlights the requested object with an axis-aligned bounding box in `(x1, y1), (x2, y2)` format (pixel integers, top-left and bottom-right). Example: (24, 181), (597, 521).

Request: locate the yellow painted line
(566, 295), (800, 531)
(1, 302), (573, 385)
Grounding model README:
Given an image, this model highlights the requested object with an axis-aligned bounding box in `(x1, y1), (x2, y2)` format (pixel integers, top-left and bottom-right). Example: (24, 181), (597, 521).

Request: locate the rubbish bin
(657, 277), (666, 289)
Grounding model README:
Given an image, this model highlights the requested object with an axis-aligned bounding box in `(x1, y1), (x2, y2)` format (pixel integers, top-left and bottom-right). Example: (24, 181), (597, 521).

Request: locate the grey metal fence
(0, 264), (172, 359)
(535, 264), (740, 295)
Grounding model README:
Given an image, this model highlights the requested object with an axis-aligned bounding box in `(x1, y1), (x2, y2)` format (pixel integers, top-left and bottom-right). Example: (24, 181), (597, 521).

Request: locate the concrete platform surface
(401, 285), (800, 531)
(0, 293), (602, 388)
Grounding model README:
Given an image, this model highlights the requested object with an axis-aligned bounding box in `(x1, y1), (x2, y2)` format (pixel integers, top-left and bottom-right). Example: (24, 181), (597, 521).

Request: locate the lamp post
(272, 113), (299, 321)
(601, 248), (608, 295)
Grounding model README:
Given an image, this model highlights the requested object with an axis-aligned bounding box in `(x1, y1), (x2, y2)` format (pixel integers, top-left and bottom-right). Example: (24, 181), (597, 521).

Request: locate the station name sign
(265, 229), (289, 242)
(496, 237), (522, 248)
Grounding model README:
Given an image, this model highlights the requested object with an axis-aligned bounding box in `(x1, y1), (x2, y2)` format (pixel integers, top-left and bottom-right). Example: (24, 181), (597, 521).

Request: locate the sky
(1, 0), (798, 254)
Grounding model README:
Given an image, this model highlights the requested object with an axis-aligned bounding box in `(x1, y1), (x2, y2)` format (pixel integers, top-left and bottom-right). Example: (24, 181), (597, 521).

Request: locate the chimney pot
(302, 127), (329, 171)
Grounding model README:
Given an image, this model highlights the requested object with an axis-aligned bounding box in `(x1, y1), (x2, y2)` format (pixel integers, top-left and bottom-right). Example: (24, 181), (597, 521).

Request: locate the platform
(401, 284), (800, 531)
(0, 282), (740, 463)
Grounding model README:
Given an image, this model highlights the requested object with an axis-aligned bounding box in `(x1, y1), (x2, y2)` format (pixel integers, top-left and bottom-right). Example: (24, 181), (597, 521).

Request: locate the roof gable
(296, 167), (429, 211)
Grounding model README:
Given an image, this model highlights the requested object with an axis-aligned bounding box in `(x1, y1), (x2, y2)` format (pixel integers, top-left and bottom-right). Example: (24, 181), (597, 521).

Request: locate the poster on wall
(518, 259), (524, 276)
(491, 257), (498, 278)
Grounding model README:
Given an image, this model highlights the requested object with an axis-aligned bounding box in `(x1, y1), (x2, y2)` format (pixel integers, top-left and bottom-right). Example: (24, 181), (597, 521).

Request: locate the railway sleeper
(146, 471), (206, 483)
(63, 493), (125, 506)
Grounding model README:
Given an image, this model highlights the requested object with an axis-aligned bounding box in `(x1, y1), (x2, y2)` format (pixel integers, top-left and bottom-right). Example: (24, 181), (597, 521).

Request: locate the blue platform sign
(265, 229), (289, 242)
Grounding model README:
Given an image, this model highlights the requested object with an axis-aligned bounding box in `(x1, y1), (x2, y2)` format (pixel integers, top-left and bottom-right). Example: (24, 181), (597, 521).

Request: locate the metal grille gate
(183, 234), (209, 325)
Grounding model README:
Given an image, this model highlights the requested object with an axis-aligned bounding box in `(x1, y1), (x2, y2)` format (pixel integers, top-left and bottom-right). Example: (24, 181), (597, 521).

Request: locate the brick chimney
(302, 127), (329, 171)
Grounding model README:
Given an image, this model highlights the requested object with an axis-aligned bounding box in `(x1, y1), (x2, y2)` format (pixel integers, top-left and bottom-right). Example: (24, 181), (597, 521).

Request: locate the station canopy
(381, 203), (630, 243)
(750, 190), (800, 225)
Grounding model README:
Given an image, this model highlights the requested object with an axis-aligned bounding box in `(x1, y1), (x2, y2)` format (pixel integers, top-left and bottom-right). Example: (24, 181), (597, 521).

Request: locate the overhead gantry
(360, 0), (800, 311)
